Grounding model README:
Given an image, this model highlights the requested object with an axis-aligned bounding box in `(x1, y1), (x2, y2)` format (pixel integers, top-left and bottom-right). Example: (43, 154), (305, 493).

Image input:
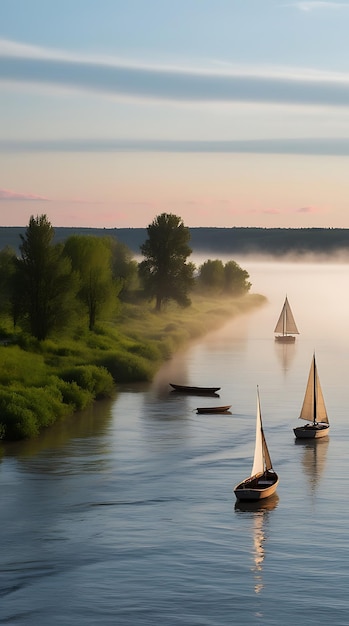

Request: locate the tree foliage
(110, 238), (139, 297)
(224, 260), (251, 296)
(198, 260), (225, 292)
(198, 258), (251, 296)
(0, 246), (17, 316)
(139, 213), (195, 311)
(15, 215), (78, 340)
(64, 235), (119, 330)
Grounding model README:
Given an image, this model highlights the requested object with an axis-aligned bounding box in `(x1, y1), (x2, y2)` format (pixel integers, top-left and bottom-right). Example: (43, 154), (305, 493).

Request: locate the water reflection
(235, 494), (279, 594)
(274, 341), (296, 374)
(2, 398), (114, 473)
(295, 438), (329, 494)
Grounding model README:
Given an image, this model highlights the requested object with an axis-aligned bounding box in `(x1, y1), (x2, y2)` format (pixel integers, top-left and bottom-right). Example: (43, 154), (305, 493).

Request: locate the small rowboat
(196, 405), (231, 414)
(170, 383), (221, 395)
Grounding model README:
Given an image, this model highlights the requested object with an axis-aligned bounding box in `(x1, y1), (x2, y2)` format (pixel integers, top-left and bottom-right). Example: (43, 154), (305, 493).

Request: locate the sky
(2, 0), (349, 229)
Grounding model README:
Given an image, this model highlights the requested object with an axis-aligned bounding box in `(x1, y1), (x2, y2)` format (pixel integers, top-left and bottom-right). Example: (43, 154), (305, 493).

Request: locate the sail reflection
(295, 437), (329, 494)
(274, 342), (296, 374)
(235, 494), (279, 594)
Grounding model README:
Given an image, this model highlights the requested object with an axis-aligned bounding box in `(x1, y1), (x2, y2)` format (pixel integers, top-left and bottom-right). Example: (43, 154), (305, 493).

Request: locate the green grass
(0, 292), (266, 440)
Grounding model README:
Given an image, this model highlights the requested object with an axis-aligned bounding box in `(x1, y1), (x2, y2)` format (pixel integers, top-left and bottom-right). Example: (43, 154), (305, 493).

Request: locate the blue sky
(2, 0), (349, 228)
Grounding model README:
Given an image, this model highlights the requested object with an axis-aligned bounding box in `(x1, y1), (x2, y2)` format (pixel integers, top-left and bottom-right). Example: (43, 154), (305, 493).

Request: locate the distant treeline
(2, 226), (349, 256)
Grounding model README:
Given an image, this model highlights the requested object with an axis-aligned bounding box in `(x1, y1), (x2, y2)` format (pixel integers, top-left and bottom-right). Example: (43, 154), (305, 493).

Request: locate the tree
(224, 260), (251, 296)
(109, 238), (139, 298)
(15, 215), (77, 340)
(139, 213), (195, 311)
(197, 259), (225, 292)
(0, 246), (17, 317)
(64, 235), (119, 330)
(197, 258), (251, 296)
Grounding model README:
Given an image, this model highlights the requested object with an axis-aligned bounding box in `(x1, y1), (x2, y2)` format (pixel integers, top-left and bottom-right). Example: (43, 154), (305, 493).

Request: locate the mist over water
(1, 258), (349, 625)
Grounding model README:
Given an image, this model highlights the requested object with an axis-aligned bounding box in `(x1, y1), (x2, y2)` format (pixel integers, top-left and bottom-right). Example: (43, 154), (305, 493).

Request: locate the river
(1, 259), (349, 625)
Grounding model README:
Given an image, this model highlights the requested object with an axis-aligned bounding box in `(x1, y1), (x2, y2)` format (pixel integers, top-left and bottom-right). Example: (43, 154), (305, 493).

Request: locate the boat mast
(313, 354), (317, 426)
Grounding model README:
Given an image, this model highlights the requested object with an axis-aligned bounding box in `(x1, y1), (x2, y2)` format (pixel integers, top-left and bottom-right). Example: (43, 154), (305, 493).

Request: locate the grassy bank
(0, 292), (266, 440)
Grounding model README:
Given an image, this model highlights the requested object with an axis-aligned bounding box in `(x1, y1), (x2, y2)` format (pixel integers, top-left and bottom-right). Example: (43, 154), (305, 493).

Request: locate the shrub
(0, 389), (39, 439)
(57, 379), (93, 410)
(60, 365), (114, 398)
(97, 351), (154, 382)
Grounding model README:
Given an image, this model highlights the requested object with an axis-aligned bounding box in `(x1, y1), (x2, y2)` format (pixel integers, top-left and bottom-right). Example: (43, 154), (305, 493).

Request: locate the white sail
(274, 296), (299, 335)
(299, 354), (329, 424)
(251, 392), (265, 476)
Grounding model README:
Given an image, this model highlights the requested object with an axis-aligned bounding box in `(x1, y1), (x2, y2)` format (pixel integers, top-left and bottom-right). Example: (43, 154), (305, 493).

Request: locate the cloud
(0, 188), (48, 201)
(295, 206), (321, 213)
(2, 38), (349, 107)
(288, 1), (349, 11)
(2, 137), (349, 156)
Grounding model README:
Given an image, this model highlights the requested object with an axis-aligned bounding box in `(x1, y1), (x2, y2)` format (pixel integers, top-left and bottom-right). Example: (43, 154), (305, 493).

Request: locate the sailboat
(234, 388), (279, 501)
(293, 353), (330, 439)
(274, 296), (299, 343)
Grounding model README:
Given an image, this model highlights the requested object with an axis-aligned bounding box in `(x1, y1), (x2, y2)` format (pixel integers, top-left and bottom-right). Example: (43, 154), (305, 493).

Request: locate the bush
(0, 384), (72, 439)
(60, 364), (115, 398)
(57, 379), (93, 410)
(97, 351), (154, 382)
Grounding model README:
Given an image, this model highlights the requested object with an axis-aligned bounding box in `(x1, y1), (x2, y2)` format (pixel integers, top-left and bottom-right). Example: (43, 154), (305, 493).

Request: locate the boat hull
(170, 383), (220, 394)
(234, 472), (279, 502)
(293, 424), (330, 439)
(275, 335), (296, 343)
(196, 405), (231, 414)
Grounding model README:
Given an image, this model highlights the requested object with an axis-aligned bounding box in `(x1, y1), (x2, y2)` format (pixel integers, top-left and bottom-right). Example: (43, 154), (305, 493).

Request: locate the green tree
(64, 235), (119, 330)
(0, 246), (17, 317)
(110, 238), (139, 298)
(15, 215), (77, 340)
(139, 213), (195, 311)
(197, 259), (225, 292)
(224, 260), (251, 296)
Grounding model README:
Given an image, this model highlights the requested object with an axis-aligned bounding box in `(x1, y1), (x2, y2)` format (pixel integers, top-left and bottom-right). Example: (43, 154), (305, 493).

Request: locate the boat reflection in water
(235, 494), (279, 594)
(274, 341), (296, 375)
(295, 437), (329, 495)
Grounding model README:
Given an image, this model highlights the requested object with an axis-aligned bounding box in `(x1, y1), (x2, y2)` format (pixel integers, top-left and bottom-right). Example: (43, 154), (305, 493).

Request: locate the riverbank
(0, 292), (266, 440)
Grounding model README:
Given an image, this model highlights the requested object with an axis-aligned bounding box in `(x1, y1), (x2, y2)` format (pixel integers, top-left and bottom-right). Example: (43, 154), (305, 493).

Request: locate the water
(1, 260), (349, 625)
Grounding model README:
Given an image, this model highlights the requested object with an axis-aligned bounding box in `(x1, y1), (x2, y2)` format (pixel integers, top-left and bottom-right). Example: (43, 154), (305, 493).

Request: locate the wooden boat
(274, 295), (299, 343)
(196, 405), (231, 414)
(293, 353), (330, 439)
(234, 388), (279, 502)
(169, 383), (220, 395)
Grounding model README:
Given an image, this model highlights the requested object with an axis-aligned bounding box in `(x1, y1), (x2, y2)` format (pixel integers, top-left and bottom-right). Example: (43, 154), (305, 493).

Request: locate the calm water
(1, 260), (349, 625)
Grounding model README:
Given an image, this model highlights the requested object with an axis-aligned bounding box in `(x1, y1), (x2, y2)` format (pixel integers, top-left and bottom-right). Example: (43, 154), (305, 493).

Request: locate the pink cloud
(295, 206), (321, 213)
(0, 187), (48, 201)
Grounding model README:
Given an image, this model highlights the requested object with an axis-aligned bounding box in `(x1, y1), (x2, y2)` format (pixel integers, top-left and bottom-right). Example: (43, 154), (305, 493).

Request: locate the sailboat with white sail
(274, 296), (299, 343)
(234, 388), (279, 502)
(293, 353), (330, 439)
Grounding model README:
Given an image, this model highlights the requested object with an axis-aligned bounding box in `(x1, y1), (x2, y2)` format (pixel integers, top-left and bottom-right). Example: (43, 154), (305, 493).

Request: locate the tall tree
(16, 215), (77, 340)
(64, 235), (118, 330)
(139, 213), (194, 311)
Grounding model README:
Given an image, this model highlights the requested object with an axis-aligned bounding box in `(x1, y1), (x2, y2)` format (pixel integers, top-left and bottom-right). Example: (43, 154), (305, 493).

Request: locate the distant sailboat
(274, 296), (299, 343)
(234, 388), (279, 501)
(293, 353), (330, 439)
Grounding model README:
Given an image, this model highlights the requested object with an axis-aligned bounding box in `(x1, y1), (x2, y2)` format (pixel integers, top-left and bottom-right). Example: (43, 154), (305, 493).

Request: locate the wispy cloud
(2, 38), (349, 107)
(288, 1), (349, 11)
(0, 187), (48, 201)
(296, 205), (321, 213)
(1, 137), (349, 156)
